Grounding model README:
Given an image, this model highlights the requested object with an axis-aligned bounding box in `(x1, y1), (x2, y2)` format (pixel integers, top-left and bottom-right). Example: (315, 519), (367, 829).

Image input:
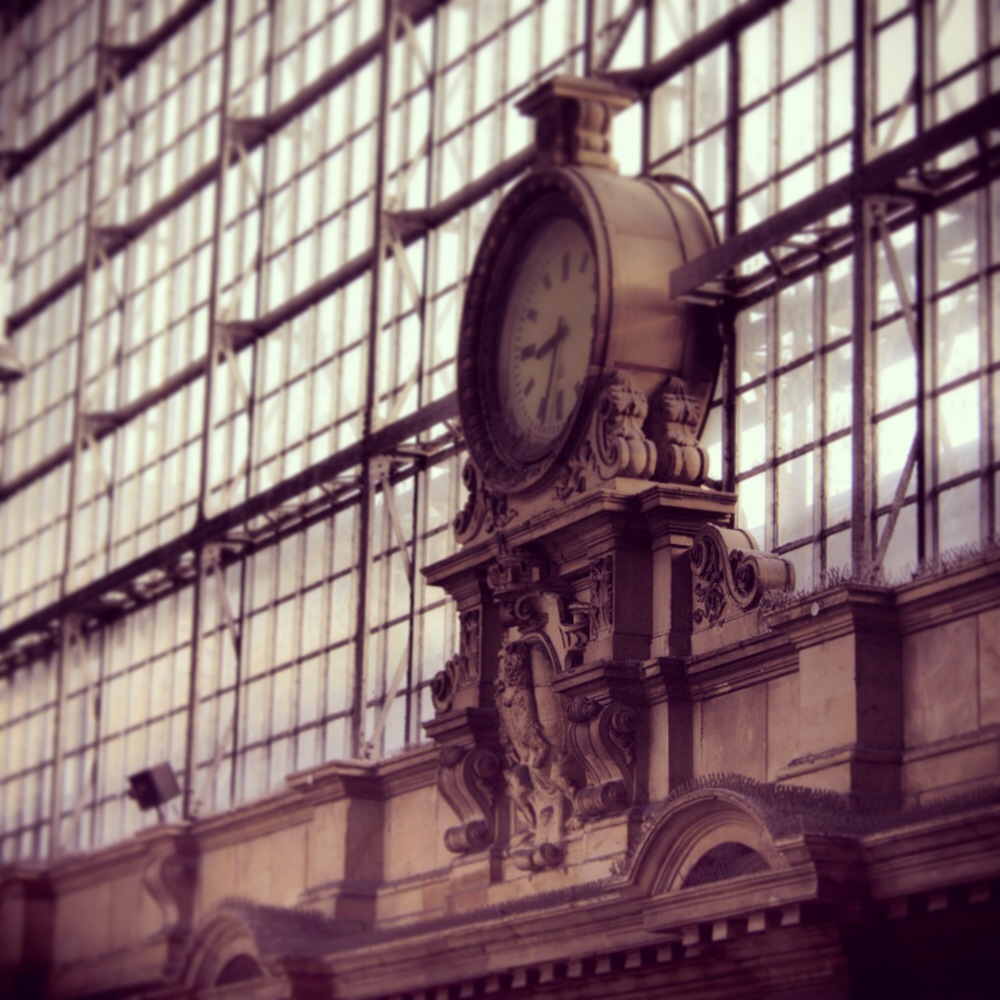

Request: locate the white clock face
(496, 216), (597, 461)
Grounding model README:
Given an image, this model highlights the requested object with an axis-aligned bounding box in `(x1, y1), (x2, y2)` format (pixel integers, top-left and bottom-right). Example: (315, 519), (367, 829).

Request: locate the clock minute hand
(537, 316), (568, 425)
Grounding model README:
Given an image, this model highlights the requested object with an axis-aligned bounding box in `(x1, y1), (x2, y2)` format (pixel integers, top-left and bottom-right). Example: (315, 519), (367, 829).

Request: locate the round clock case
(458, 166), (719, 497)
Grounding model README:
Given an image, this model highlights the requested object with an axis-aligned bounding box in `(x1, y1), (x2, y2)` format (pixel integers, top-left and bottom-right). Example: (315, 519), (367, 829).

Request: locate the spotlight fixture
(127, 762), (181, 818)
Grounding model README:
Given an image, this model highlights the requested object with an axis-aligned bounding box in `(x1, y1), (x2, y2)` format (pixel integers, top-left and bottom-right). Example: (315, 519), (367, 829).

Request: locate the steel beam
(0, 391), (457, 662)
(602, 0), (790, 93)
(670, 92), (1000, 301)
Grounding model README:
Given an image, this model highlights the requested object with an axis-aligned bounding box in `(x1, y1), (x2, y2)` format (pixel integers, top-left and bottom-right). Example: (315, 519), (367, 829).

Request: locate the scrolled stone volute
(140, 828), (200, 977)
(690, 524), (796, 629)
(564, 695), (638, 822)
(437, 746), (502, 854)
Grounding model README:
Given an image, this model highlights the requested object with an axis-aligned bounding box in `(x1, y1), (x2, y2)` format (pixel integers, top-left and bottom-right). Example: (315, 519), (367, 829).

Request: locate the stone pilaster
(766, 585), (903, 803)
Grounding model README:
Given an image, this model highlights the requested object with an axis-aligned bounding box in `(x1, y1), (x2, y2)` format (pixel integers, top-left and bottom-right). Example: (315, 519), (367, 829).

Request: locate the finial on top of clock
(516, 75), (637, 172)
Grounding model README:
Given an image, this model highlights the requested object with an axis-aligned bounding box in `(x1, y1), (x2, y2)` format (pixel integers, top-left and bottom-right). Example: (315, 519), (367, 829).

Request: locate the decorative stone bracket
(564, 695), (637, 820)
(690, 524), (795, 629)
(437, 745), (503, 854)
(554, 370), (656, 500)
(430, 609), (483, 713)
(453, 460), (518, 546)
(647, 376), (711, 486)
(487, 543), (590, 672)
(141, 827), (200, 977)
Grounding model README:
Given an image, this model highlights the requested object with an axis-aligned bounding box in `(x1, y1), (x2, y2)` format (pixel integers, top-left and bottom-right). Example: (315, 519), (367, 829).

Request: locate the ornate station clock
(422, 77), (789, 877)
(456, 76), (722, 544)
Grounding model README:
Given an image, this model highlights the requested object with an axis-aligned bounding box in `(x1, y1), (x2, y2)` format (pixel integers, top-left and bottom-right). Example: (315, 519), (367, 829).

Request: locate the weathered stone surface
(697, 686), (768, 781)
(978, 606), (1000, 726)
(766, 673), (800, 781)
(903, 617), (978, 746)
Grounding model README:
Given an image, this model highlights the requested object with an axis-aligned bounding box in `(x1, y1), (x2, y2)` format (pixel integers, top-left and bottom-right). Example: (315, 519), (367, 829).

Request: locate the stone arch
(180, 911), (269, 991)
(628, 786), (788, 896)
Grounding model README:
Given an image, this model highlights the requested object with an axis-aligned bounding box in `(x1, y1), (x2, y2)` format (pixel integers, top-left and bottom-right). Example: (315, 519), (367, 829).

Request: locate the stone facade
(3, 481), (1000, 998)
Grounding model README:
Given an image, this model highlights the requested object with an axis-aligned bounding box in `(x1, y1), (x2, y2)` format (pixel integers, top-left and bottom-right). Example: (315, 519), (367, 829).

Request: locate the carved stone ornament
(553, 370), (658, 500)
(647, 375), (711, 486)
(486, 542), (589, 673)
(142, 833), (199, 976)
(454, 458), (518, 545)
(564, 696), (637, 820)
(516, 75), (636, 172)
(475, 543), (634, 868)
(495, 639), (582, 870)
(437, 745), (502, 854)
(589, 554), (614, 640)
(690, 524), (796, 628)
(430, 609), (482, 713)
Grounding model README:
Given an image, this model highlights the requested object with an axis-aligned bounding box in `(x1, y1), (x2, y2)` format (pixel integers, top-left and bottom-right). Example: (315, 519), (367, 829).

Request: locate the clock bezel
(458, 169), (611, 495)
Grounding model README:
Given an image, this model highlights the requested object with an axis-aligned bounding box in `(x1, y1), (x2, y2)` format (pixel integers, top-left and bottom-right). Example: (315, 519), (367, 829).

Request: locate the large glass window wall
(1, 0), (998, 863)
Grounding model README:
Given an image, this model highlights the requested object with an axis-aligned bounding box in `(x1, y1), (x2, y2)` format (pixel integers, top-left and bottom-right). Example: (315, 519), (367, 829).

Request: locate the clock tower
(424, 77), (793, 875)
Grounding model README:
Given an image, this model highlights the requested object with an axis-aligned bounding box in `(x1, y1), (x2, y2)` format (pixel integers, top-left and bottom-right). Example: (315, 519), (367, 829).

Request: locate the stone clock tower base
(424, 479), (793, 876)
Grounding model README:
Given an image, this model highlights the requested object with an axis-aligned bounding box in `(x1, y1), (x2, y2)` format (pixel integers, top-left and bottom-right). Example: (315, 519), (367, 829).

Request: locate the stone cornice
(901, 723), (1000, 766)
(759, 551), (1000, 647)
(421, 706), (501, 747)
(894, 556), (1000, 634)
(641, 628), (797, 705)
(639, 864), (820, 932)
(194, 790), (312, 850)
(376, 742), (438, 796)
(285, 758), (382, 804)
(282, 745), (440, 807)
(685, 638), (798, 698)
(0, 862), (53, 891)
(777, 743), (902, 784)
(42, 823), (192, 894)
(424, 482), (735, 586)
(861, 799), (1000, 899)
(762, 584), (898, 649)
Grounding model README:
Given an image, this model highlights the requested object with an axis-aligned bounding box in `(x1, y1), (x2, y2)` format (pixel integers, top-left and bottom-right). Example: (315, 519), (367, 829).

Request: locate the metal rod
(351, 0), (395, 758)
(184, 0), (236, 821)
(849, 0), (876, 571)
(46, 0), (113, 857)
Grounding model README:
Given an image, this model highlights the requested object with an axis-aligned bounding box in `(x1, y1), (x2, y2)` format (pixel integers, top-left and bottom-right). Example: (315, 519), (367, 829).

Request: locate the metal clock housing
(459, 170), (610, 495)
(458, 165), (720, 497)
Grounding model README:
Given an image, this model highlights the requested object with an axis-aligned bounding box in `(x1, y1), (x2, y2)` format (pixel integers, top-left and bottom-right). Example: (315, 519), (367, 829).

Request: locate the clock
(495, 215), (596, 463)
(457, 163), (720, 501)
(459, 169), (611, 495)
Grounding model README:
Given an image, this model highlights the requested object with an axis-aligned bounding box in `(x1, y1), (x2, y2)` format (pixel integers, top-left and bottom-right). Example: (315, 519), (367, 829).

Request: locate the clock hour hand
(535, 316), (569, 359)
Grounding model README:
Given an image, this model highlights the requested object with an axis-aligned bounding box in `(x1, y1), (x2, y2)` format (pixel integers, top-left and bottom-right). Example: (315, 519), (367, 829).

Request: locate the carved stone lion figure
(495, 640), (550, 770)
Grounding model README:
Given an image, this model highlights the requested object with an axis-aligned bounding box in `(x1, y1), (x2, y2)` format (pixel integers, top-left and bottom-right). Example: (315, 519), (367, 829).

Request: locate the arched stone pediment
(178, 897), (342, 998)
(180, 909), (268, 991)
(626, 781), (788, 896)
(622, 774), (903, 902)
